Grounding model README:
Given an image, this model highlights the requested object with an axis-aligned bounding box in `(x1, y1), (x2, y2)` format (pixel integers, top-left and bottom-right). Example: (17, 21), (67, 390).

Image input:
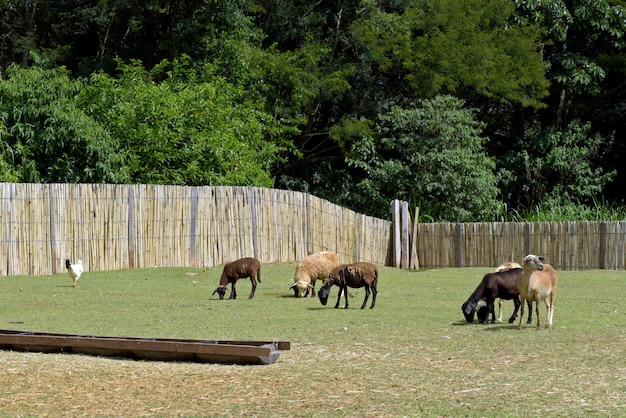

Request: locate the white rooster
(65, 259), (83, 287)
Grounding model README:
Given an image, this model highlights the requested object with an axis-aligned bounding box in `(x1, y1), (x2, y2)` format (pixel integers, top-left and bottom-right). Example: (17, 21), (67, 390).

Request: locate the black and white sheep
(212, 257), (261, 300)
(462, 267), (532, 325)
(318, 262), (378, 309)
(290, 251), (341, 297)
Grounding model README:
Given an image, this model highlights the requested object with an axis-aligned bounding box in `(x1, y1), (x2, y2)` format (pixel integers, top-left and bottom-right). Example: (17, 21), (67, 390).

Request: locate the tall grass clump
(491, 196), (626, 222)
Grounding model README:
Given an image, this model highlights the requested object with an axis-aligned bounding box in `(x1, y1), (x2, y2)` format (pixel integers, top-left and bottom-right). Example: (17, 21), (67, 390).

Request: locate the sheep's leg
(509, 296), (521, 323)
(487, 299), (496, 324)
(497, 299), (503, 322)
(343, 285), (349, 309)
(361, 285), (370, 309)
(230, 281), (237, 300)
(517, 296), (526, 330)
(248, 278), (257, 299)
(526, 300), (533, 324)
(334, 286), (342, 309)
(370, 283), (377, 309)
(534, 296), (542, 330)
(545, 296), (554, 328)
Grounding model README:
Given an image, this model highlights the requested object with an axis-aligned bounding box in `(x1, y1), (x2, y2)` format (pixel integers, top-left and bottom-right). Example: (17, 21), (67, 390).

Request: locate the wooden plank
(0, 329), (289, 365)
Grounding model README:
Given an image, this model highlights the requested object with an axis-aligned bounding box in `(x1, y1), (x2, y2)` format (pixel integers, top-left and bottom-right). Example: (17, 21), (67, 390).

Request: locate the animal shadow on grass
(482, 324), (521, 331)
(452, 320), (519, 330)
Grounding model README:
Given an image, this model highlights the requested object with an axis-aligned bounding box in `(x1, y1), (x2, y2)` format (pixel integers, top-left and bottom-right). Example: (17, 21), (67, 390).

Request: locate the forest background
(1, 0), (625, 222)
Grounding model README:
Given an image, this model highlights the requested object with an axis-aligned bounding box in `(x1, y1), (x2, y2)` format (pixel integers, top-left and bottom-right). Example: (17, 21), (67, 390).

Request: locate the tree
(513, 0), (626, 127)
(498, 120), (616, 208)
(79, 58), (292, 186)
(331, 96), (500, 221)
(350, 0), (550, 107)
(0, 64), (128, 183)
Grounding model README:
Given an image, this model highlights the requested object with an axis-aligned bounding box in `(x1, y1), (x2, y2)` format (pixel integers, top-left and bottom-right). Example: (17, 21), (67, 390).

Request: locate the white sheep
(290, 251), (341, 298)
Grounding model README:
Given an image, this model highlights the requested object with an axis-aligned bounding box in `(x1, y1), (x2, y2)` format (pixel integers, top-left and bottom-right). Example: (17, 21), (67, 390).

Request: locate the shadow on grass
(451, 320), (520, 331)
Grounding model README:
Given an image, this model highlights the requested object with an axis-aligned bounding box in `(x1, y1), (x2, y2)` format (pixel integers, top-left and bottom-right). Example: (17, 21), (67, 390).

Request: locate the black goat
(462, 268), (532, 324)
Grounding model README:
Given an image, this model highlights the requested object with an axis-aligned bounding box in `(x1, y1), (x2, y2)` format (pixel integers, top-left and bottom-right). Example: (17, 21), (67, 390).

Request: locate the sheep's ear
(307, 283), (314, 288)
(212, 288), (218, 295)
(289, 283), (296, 289)
(538, 256), (546, 262)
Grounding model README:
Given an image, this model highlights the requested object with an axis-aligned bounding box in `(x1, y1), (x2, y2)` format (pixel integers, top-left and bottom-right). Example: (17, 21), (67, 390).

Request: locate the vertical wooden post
(401, 201), (409, 269)
(355, 215), (360, 263)
(128, 187), (135, 269)
(189, 187), (198, 267)
(599, 221), (607, 270)
(524, 223), (531, 256)
(48, 187), (57, 274)
(454, 223), (464, 267)
(306, 193), (313, 256)
(249, 187), (258, 261)
(391, 200), (401, 268)
(410, 207), (420, 270)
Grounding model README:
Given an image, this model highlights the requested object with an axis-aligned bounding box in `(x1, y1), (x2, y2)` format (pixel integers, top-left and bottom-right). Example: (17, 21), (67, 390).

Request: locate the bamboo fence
(413, 221), (626, 270)
(0, 183), (392, 276)
(1, 183), (624, 276)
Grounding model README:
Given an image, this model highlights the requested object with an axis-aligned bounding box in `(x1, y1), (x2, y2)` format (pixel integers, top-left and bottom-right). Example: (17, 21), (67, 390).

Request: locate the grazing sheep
(318, 262), (378, 309)
(290, 251), (341, 297)
(65, 259), (83, 288)
(517, 254), (558, 330)
(212, 257), (261, 300)
(493, 262), (522, 322)
(462, 267), (532, 325)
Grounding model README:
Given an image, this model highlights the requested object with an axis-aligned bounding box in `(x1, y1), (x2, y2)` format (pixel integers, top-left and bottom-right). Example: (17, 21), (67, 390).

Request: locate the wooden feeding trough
(0, 329), (290, 365)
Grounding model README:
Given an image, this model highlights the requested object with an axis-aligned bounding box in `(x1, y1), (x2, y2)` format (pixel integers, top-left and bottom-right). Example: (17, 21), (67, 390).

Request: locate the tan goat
(517, 254), (558, 330)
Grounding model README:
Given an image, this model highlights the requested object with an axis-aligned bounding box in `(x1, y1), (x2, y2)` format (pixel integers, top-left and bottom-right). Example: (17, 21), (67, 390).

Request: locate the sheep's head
(523, 254), (545, 271)
(318, 281), (332, 306)
(212, 286), (228, 300)
(477, 305), (490, 323)
(462, 301), (476, 322)
(290, 280), (312, 298)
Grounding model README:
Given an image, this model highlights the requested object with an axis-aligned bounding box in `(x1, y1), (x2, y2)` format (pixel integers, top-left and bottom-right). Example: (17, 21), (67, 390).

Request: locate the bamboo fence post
(400, 201), (409, 269)
(391, 199), (401, 268)
(410, 207), (420, 270)
(128, 186), (136, 269)
(48, 185), (57, 275)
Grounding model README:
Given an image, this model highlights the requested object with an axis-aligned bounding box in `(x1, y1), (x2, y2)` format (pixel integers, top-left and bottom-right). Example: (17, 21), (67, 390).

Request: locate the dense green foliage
(1, 0), (625, 221)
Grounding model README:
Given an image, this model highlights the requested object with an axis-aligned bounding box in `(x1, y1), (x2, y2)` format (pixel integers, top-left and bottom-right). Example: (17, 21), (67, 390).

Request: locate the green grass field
(0, 262), (624, 417)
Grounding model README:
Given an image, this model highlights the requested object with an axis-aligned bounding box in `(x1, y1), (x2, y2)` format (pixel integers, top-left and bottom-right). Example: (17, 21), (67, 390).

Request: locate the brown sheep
(318, 262), (378, 309)
(517, 254), (558, 330)
(290, 251), (341, 297)
(493, 261), (523, 322)
(212, 257), (261, 300)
